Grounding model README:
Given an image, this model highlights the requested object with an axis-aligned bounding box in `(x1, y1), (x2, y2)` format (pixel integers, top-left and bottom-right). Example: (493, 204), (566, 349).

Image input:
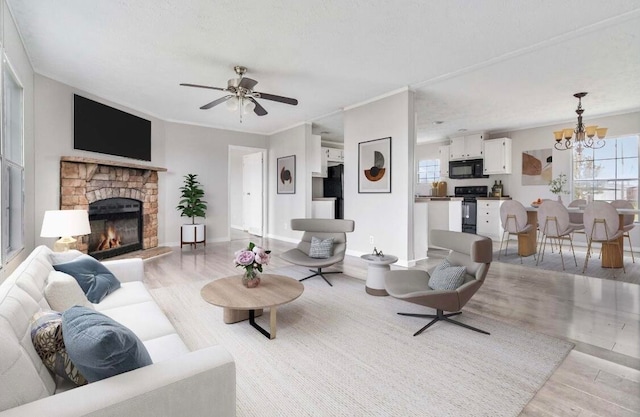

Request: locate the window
(417, 159), (440, 184)
(573, 134), (639, 217)
(1, 57), (25, 263)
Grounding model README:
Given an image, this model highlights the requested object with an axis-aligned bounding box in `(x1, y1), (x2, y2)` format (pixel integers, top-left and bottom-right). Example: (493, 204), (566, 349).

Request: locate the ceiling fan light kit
(554, 92), (607, 154)
(180, 65), (298, 123)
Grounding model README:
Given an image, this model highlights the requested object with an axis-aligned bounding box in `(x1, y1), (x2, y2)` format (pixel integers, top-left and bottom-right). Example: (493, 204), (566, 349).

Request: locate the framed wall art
(358, 137), (391, 193)
(277, 155), (296, 194)
(522, 148), (552, 185)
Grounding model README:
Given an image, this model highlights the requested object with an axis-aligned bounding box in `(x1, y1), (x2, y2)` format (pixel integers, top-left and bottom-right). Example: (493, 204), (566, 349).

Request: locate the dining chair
(568, 199), (586, 233)
(611, 200), (636, 263)
(499, 200), (535, 263)
(582, 201), (625, 274)
(536, 200), (577, 270)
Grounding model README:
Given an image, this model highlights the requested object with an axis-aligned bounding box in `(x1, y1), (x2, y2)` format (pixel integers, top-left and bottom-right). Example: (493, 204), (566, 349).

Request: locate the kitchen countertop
(476, 196), (512, 200)
(415, 196), (463, 202)
(312, 197), (337, 201)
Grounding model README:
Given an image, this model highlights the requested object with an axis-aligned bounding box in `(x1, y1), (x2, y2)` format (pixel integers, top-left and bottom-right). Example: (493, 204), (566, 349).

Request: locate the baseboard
(265, 233), (299, 244)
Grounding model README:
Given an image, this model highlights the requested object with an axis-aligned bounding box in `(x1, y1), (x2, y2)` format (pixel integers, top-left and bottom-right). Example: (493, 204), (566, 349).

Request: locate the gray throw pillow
(309, 236), (334, 259)
(53, 255), (121, 303)
(428, 259), (467, 291)
(62, 306), (152, 383)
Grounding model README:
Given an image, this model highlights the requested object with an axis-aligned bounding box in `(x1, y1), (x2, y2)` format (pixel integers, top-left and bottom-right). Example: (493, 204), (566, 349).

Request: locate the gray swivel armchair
(385, 230), (492, 336)
(280, 218), (355, 286)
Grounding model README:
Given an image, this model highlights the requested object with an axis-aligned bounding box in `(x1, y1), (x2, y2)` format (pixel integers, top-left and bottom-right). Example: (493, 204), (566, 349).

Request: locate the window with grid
(417, 159), (440, 184)
(1, 56), (25, 264)
(572, 134), (639, 219)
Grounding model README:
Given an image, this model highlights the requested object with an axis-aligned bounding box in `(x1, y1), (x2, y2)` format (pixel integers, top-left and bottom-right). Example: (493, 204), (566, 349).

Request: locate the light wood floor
(143, 235), (640, 417)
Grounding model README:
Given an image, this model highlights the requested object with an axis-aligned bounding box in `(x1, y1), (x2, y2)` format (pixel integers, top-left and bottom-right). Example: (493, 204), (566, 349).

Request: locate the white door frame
(228, 145), (268, 239)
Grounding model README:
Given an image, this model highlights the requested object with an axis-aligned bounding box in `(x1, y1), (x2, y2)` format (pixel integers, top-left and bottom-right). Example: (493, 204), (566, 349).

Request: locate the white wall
(267, 124), (310, 242)
(344, 90), (416, 266)
(163, 122), (267, 245)
(0, 0), (35, 280)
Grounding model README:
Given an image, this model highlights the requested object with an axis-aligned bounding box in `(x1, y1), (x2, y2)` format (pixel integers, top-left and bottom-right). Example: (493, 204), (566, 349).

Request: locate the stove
(454, 186), (489, 234)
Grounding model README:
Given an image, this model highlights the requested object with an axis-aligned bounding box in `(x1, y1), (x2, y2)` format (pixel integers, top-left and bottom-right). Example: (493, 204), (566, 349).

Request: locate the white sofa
(0, 246), (236, 417)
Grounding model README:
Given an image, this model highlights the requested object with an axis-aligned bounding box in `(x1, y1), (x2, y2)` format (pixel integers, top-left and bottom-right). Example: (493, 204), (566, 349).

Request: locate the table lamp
(40, 210), (91, 252)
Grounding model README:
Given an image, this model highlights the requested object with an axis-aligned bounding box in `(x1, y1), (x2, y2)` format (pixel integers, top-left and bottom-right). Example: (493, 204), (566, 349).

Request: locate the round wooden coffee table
(201, 274), (304, 339)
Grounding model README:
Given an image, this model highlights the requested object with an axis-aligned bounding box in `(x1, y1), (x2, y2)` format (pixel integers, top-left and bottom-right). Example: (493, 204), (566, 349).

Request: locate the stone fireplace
(59, 156), (166, 257)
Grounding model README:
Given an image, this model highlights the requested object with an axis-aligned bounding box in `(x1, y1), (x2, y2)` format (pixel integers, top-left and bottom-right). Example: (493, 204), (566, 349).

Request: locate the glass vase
(242, 269), (261, 288)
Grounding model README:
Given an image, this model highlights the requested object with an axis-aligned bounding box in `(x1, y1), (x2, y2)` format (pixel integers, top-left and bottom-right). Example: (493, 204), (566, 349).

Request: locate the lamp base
(53, 236), (78, 252)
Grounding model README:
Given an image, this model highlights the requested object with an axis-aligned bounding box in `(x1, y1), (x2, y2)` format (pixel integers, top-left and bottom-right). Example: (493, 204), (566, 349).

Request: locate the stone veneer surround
(59, 156), (166, 254)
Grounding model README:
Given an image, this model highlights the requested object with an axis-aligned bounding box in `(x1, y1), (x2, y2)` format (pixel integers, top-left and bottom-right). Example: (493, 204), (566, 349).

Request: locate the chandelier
(553, 92), (607, 154)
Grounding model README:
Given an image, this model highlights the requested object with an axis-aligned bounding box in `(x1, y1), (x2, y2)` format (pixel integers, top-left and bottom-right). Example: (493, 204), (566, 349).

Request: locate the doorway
(228, 146), (267, 240)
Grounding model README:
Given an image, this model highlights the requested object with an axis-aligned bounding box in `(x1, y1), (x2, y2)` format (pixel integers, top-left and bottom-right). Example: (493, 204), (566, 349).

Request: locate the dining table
(524, 205), (639, 268)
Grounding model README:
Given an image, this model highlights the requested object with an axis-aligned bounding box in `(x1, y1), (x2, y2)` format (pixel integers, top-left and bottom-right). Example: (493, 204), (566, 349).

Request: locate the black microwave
(448, 159), (488, 179)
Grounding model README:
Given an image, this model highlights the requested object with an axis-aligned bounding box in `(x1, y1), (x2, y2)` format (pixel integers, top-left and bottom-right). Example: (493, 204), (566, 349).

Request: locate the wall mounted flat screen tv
(74, 94), (152, 161)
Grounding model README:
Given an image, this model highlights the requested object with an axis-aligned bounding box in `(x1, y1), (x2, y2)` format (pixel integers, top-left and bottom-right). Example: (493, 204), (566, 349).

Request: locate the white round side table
(360, 254), (398, 296)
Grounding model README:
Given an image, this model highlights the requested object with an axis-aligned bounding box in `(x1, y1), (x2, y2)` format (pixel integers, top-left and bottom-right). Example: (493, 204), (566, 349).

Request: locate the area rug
(150, 267), (573, 417)
(493, 245), (638, 284)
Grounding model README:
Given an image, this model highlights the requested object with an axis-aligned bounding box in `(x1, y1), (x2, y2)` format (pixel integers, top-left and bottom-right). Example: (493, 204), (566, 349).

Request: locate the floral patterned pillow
(30, 310), (87, 386)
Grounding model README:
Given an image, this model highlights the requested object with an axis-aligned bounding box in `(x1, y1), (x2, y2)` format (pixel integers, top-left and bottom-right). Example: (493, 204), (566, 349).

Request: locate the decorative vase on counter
(242, 269), (261, 288)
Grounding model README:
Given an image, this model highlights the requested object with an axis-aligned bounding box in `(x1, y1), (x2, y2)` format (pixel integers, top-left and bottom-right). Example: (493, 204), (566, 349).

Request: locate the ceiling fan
(180, 66), (298, 118)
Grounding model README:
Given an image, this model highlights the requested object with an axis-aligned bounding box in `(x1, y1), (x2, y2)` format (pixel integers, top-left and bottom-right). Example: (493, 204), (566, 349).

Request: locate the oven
(455, 186), (489, 234)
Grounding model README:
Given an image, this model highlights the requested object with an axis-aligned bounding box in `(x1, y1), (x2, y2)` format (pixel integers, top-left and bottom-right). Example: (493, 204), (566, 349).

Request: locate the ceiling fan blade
(238, 77), (258, 90)
(200, 95), (233, 110)
(248, 97), (268, 116)
(180, 83), (226, 91)
(255, 92), (298, 106)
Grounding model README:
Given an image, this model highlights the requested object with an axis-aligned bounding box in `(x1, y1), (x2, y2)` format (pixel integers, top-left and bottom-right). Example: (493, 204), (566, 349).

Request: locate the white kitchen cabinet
(428, 200), (462, 248)
(438, 145), (449, 178)
(312, 199), (335, 219)
(326, 147), (344, 162)
(309, 135), (324, 177)
(449, 133), (485, 160)
(476, 199), (504, 240)
(483, 138), (512, 174)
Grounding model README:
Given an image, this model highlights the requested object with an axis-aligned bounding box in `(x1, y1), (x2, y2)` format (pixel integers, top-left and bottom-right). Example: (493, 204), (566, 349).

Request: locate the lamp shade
(40, 210), (91, 238)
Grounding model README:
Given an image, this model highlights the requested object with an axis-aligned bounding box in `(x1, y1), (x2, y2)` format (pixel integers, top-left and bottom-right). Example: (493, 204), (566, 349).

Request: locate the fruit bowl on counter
(531, 198), (542, 208)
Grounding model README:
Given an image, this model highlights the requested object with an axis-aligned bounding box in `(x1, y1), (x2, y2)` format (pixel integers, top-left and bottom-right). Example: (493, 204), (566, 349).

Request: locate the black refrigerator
(323, 164), (344, 219)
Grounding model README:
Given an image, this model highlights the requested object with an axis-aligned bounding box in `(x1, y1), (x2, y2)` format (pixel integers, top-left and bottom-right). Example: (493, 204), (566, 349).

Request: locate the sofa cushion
(49, 250), (84, 266)
(309, 236), (334, 258)
(143, 334), (190, 363)
(62, 306), (152, 383)
(428, 259), (467, 291)
(94, 281), (153, 311)
(30, 310), (87, 386)
(44, 271), (94, 312)
(53, 255), (121, 303)
(98, 301), (176, 342)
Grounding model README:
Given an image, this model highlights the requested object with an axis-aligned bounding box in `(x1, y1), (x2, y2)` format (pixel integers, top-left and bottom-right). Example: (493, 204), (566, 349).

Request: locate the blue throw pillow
(62, 306), (152, 383)
(53, 254), (121, 303)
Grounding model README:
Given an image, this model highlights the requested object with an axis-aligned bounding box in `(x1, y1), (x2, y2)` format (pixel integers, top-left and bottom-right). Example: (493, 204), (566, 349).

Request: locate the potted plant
(549, 173), (569, 203)
(177, 173), (208, 247)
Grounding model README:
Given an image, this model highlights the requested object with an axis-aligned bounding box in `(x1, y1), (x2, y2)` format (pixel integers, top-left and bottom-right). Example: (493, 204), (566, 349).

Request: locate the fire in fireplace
(88, 198), (143, 259)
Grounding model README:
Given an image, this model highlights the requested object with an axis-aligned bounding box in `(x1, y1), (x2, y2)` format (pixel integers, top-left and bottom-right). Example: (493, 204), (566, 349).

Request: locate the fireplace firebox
(88, 198), (143, 259)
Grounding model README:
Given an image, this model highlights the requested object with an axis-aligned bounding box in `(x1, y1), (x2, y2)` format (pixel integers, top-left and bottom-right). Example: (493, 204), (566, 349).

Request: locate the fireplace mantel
(61, 156), (167, 172)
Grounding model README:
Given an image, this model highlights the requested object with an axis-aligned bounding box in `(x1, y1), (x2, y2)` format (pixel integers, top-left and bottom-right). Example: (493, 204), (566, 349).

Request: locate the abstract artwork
(358, 137), (391, 193)
(277, 155), (296, 194)
(522, 148), (552, 185)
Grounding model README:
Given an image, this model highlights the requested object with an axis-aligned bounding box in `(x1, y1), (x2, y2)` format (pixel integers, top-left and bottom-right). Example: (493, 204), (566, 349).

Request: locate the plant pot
(181, 224), (206, 248)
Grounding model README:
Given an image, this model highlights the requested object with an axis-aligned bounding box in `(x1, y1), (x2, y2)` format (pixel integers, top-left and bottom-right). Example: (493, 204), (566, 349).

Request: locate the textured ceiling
(7, 0), (640, 143)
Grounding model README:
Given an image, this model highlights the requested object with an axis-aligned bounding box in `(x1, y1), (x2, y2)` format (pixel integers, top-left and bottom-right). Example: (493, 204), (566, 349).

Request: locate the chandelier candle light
(235, 242), (271, 288)
(553, 92), (607, 154)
